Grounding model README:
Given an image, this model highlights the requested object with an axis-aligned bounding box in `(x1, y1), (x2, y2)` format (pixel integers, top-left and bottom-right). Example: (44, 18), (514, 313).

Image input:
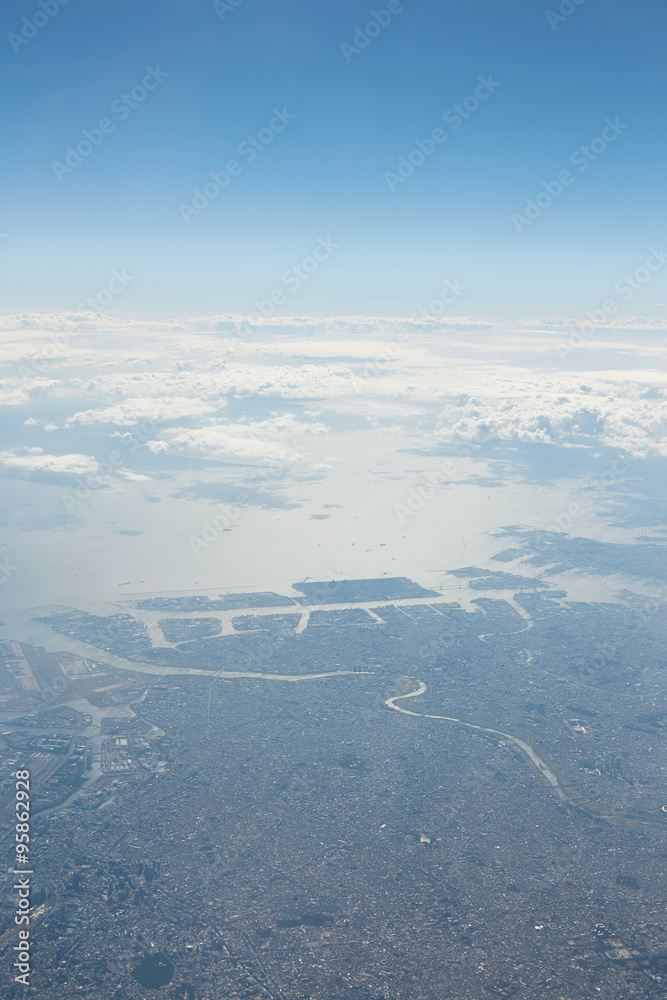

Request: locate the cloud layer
(1, 313), (666, 476)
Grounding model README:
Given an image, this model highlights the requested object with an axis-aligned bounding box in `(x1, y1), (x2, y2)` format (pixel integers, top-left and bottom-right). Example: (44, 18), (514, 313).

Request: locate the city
(0, 575), (665, 998)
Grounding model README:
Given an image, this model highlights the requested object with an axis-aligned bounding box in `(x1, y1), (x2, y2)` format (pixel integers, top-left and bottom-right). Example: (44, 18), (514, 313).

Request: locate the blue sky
(1, 0), (665, 319)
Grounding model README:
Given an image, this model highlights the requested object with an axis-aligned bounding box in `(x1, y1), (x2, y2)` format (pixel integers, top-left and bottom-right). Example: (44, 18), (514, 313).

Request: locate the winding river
(4, 598), (665, 834)
(386, 679), (667, 833)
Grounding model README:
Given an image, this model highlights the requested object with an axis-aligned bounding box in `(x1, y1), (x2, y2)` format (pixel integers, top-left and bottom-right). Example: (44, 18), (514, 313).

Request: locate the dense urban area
(1, 571), (666, 999)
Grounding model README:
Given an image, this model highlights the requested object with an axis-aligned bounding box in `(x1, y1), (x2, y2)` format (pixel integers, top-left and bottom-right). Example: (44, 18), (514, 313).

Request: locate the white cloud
(1, 314), (666, 468)
(145, 440), (169, 455)
(0, 377), (63, 408)
(0, 388), (31, 406)
(0, 311), (493, 337)
(66, 396), (218, 427)
(0, 448), (98, 475)
(434, 380), (667, 458)
(117, 469), (151, 481)
(150, 414), (327, 463)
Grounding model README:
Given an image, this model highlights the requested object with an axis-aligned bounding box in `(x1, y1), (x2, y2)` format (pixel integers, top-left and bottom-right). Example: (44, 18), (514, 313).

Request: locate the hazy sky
(2, 0), (666, 319)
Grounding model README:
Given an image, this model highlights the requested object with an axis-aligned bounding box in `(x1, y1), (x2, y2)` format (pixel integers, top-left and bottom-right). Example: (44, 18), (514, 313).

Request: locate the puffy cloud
(150, 414), (327, 463)
(1, 314), (666, 468)
(77, 363), (367, 404)
(0, 387), (31, 406)
(534, 316), (667, 332)
(434, 380), (667, 458)
(0, 376), (62, 407)
(220, 339), (411, 359)
(0, 312), (125, 333)
(0, 311), (492, 336)
(66, 396), (218, 426)
(144, 440), (169, 455)
(0, 447), (98, 475)
(2, 311), (666, 350)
